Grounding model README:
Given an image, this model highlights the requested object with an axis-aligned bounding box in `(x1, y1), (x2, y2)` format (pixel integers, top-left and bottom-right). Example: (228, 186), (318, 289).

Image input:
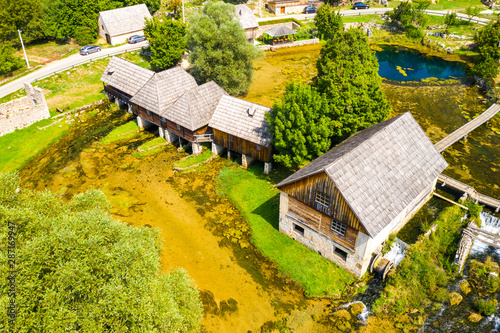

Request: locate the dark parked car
(80, 45), (101, 56)
(353, 2), (370, 9)
(128, 35), (147, 44)
(304, 7), (317, 14)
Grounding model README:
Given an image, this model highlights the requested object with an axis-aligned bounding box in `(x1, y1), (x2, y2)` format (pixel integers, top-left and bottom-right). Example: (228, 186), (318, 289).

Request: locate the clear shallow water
(376, 47), (466, 81)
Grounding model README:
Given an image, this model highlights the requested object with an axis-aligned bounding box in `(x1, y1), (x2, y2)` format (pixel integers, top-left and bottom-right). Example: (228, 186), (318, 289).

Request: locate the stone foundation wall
(0, 83), (50, 137)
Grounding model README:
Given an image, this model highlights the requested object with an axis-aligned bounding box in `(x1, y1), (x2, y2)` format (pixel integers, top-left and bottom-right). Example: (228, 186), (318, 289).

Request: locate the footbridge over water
(435, 103), (500, 153)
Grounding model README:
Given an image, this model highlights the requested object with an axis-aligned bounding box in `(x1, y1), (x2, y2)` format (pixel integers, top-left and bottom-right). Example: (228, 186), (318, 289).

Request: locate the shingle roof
(276, 112), (448, 237)
(209, 96), (273, 147)
(162, 81), (228, 131)
(235, 4), (259, 30)
(129, 67), (198, 115)
(99, 4), (151, 37)
(265, 26), (296, 37)
(100, 56), (154, 96)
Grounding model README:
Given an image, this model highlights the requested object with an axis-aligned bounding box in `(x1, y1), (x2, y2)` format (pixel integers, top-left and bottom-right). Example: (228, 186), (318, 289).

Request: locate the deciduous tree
(266, 81), (336, 169)
(186, 1), (262, 96)
(0, 43), (24, 75)
(473, 19), (500, 84)
(315, 28), (391, 143)
(0, 172), (203, 332)
(144, 17), (186, 71)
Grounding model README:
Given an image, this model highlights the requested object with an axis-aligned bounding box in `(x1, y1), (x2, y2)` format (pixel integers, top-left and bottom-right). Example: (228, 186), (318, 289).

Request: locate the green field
(217, 165), (356, 297)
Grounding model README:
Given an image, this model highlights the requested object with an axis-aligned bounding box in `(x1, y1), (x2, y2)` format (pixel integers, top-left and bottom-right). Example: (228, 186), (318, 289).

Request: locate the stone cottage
(275, 112), (448, 278)
(98, 4), (152, 45)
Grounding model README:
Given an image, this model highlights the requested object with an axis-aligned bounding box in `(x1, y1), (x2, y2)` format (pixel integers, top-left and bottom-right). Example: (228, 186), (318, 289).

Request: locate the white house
(98, 4), (152, 45)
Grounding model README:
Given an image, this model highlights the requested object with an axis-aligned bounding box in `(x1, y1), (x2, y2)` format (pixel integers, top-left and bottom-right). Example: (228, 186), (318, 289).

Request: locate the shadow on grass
(251, 193), (280, 230)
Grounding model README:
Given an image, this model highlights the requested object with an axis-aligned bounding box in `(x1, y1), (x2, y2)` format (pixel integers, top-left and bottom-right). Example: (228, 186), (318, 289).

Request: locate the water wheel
(370, 253), (394, 281)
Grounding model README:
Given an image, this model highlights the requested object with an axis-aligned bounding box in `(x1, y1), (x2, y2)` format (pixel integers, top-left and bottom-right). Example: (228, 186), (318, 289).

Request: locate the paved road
(0, 41), (148, 99)
(256, 8), (489, 25)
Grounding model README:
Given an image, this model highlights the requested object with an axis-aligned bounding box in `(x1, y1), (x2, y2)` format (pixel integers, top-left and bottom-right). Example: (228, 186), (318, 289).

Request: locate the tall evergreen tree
(315, 28), (391, 143)
(186, 1), (262, 96)
(314, 4), (343, 40)
(144, 17), (186, 71)
(267, 81), (336, 169)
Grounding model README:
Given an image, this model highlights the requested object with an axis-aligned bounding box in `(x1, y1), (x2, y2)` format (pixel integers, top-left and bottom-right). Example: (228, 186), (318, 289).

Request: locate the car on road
(80, 45), (101, 56)
(128, 35), (147, 44)
(304, 7), (317, 14)
(353, 2), (370, 9)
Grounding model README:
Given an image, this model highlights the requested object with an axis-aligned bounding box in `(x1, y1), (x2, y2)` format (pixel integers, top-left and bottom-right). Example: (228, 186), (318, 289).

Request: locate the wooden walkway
(434, 103), (500, 153)
(437, 174), (500, 212)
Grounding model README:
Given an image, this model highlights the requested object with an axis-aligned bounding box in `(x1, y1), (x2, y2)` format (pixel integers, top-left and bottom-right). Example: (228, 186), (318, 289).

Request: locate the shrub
(444, 12), (459, 27)
(475, 298), (498, 316)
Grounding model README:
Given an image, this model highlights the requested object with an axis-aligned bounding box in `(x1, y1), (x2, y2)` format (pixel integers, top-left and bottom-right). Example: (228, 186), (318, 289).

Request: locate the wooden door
(105, 34), (111, 44)
(280, 7), (285, 14)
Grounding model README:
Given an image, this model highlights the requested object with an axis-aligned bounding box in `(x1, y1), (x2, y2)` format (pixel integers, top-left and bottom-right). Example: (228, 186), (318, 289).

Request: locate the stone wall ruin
(0, 83), (50, 137)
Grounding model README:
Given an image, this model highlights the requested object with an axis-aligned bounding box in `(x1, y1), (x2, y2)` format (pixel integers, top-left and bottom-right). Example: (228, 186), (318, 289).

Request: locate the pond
(376, 46), (467, 82)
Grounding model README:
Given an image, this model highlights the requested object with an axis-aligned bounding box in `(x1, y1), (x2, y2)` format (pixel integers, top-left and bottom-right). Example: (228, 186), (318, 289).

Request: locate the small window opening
(32, 99), (38, 105)
(161, 117), (166, 122)
(255, 144), (261, 152)
(293, 224), (304, 236)
(331, 219), (347, 236)
(228, 134), (233, 142)
(146, 109), (151, 116)
(176, 124), (181, 130)
(333, 247), (348, 261)
(314, 190), (331, 215)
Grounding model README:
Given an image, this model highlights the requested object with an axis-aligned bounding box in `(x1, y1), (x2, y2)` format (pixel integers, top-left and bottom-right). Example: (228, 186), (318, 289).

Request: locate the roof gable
(100, 56), (154, 96)
(163, 81), (228, 131)
(129, 67), (198, 115)
(276, 112), (448, 237)
(235, 4), (259, 30)
(209, 95), (273, 147)
(99, 4), (151, 37)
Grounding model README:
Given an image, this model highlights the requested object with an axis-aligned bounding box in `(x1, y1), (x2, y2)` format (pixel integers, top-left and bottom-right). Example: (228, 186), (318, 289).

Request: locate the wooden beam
(433, 192), (468, 210)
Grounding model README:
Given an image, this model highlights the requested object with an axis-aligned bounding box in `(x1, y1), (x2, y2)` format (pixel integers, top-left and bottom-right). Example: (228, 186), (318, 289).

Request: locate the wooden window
(161, 117), (166, 122)
(228, 134), (233, 142)
(333, 247), (348, 261)
(255, 144), (261, 152)
(293, 224), (304, 236)
(146, 109), (151, 116)
(331, 218), (347, 236)
(314, 190), (330, 215)
(176, 124), (181, 131)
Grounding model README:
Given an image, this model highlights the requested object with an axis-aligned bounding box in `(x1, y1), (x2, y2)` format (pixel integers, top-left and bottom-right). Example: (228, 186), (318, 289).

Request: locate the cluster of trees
(0, 0), (160, 74)
(0, 172), (203, 331)
(267, 5), (391, 169)
(472, 19), (500, 86)
(388, 1), (429, 38)
(146, 1), (261, 96)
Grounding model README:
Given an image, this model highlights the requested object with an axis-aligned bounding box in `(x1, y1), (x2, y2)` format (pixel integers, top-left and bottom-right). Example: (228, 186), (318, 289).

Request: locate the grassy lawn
(217, 164), (356, 297)
(428, 0), (485, 10)
(132, 137), (167, 157)
(0, 118), (69, 172)
(100, 120), (139, 145)
(174, 148), (212, 169)
(343, 14), (386, 24)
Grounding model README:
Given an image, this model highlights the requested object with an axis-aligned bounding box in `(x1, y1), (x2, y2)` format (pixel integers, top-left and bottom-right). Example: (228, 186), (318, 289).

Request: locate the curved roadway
(0, 41), (148, 99)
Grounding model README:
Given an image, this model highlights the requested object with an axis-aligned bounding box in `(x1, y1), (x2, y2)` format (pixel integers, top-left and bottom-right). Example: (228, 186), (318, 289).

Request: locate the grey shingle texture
(235, 5), (259, 30)
(276, 112), (448, 237)
(100, 56), (154, 96)
(163, 81), (228, 131)
(209, 95), (273, 147)
(265, 26), (296, 37)
(99, 4), (151, 37)
(129, 67), (198, 115)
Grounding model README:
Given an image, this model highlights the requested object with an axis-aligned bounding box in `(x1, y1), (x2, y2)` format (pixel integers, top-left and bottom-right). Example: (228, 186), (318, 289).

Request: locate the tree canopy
(388, 1), (428, 38)
(267, 81), (336, 169)
(315, 28), (391, 143)
(314, 4), (343, 40)
(144, 17), (186, 72)
(186, 1), (262, 96)
(0, 172), (203, 332)
(473, 19), (500, 83)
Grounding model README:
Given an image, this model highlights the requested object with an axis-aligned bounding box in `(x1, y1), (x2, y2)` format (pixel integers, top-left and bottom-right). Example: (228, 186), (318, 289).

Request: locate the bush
(405, 25), (424, 39)
(0, 43), (24, 75)
(444, 12), (459, 26)
(475, 298), (498, 316)
(74, 26), (96, 46)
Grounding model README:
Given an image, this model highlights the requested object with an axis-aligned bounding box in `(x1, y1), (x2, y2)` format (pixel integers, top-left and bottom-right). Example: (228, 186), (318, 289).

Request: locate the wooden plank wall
(280, 172), (366, 234)
(288, 197), (358, 251)
(213, 129), (271, 163)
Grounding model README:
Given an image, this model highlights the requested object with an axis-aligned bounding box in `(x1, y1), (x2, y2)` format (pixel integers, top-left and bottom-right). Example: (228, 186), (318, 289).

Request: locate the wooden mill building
(209, 95), (273, 174)
(235, 4), (259, 42)
(98, 4), (151, 45)
(275, 113), (448, 277)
